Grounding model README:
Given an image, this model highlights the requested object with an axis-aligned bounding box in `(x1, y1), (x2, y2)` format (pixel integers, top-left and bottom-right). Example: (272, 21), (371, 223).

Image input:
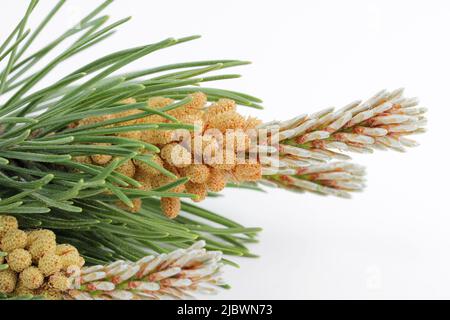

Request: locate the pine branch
(0, 1), (427, 291)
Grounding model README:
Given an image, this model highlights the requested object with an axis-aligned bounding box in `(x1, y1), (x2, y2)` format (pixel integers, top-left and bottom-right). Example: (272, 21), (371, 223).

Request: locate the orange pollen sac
(333, 133), (345, 141)
(322, 180), (338, 188)
(86, 283), (97, 291)
(295, 136), (305, 144)
(312, 140), (326, 149)
(353, 127), (364, 134)
(127, 281), (139, 289)
(111, 276), (121, 285)
(280, 175), (294, 183)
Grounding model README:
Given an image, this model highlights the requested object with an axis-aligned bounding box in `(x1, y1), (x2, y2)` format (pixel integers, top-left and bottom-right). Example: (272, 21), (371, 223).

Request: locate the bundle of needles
(0, 1), (426, 300)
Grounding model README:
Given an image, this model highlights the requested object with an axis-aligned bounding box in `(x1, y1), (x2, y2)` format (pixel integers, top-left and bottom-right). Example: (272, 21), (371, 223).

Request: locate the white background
(2, 0), (448, 299)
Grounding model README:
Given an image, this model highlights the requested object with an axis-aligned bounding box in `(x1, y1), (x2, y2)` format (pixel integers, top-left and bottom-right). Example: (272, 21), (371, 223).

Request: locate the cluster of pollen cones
(0, 216), (85, 299)
(72, 88), (426, 215)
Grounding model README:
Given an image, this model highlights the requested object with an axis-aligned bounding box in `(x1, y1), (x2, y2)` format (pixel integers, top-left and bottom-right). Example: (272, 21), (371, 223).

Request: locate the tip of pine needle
(249, 103), (264, 110)
(220, 284), (232, 290)
(177, 35), (202, 44)
(98, 15), (110, 24)
(222, 259), (240, 268)
(243, 253), (260, 258)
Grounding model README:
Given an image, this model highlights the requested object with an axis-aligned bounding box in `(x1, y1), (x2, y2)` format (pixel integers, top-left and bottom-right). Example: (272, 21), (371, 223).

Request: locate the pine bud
(116, 198), (142, 214)
(206, 168), (227, 192)
(20, 267), (44, 290)
(115, 159), (136, 178)
(14, 279), (36, 296)
(56, 244), (82, 269)
(207, 111), (246, 132)
(49, 272), (70, 291)
(161, 198), (181, 219)
(181, 164), (210, 184)
(7, 249), (32, 272)
(38, 253), (62, 277)
(26, 229), (56, 249)
(72, 155), (93, 165)
(0, 269), (17, 294)
(186, 182), (208, 202)
(0, 216), (18, 239)
(29, 237), (56, 262)
(1, 229), (27, 252)
(36, 284), (62, 300)
(133, 154), (164, 177)
(141, 129), (174, 145)
(91, 143), (113, 165)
